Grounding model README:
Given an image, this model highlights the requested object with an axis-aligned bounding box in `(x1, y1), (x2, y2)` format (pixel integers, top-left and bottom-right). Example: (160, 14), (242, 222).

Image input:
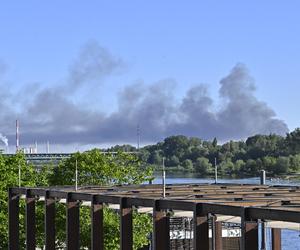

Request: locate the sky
(0, 1), (299, 152)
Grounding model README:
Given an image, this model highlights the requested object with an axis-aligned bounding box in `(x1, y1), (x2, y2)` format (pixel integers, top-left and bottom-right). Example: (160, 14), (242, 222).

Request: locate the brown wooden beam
(242, 221), (258, 250)
(120, 198), (133, 250)
(45, 191), (55, 250)
(67, 194), (80, 250)
(26, 191), (36, 250)
(215, 221), (223, 250)
(272, 228), (281, 250)
(8, 189), (19, 250)
(91, 197), (104, 250)
(153, 201), (170, 250)
(193, 204), (209, 250)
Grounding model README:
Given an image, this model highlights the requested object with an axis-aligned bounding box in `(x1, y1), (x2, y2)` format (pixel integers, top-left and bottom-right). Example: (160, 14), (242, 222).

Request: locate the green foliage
(194, 157), (212, 175)
(49, 149), (153, 186)
(0, 153), (40, 249)
(139, 129), (300, 177)
(48, 149), (153, 249)
(1, 150), (153, 249)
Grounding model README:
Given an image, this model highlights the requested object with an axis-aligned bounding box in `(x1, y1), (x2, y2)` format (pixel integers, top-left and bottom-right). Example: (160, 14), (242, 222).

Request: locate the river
(153, 174), (300, 250)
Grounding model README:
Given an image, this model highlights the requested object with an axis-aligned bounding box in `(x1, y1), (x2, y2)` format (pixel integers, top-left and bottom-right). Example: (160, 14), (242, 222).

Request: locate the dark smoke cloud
(0, 43), (289, 148)
(68, 40), (125, 90)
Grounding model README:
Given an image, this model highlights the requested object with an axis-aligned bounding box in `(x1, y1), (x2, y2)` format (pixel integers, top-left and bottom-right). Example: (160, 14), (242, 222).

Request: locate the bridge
(3, 153), (72, 167)
(3, 152), (138, 167)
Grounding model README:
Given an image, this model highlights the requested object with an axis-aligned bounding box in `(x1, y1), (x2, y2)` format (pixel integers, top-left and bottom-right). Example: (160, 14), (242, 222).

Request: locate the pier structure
(8, 183), (300, 249)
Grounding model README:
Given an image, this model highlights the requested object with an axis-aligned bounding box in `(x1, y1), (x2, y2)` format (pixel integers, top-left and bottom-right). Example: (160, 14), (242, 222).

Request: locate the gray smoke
(0, 133), (8, 146)
(68, 40), (125, 90)
(216, 64), (288, 139)
(0, 43), (289, 146)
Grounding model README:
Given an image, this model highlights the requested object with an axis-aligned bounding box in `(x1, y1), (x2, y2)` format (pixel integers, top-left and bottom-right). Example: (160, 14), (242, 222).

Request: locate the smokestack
(35, 141), (38, 153)
(16, 120), (19, 153)
(47, 141), (50, 153)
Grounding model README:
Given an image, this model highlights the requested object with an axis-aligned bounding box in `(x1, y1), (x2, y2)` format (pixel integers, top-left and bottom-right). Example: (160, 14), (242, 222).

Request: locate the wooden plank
(26, 191), (36, 250)
(91, 199), (104, 250)
(272, 228), (281, 250)
(120, 198), (133, 250)
(242, 221), (258, 250)
(9, 190), (19, 250)
(215, 221), (223, 250)
(67, 195), (80, 250)
(193, 204), (209, 250)
(153, 201), (170, 250)
(45, 191), (55, 250)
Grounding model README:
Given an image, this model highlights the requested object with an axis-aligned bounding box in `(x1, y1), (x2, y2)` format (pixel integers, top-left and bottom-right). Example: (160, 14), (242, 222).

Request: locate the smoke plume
(0, 42), (289, 147)
(0, 133), (8, 147)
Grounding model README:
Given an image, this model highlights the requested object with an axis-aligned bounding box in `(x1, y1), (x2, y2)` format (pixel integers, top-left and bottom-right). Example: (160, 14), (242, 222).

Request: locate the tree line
(0, 150), (153, 249)
(107, 128), (300, 177)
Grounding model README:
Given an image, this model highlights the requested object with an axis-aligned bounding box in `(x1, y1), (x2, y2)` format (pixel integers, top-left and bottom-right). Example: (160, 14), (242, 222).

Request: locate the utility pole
(18, 164), (21, 187)
(162, 157), (166, 198)
(75, 159), (78, 191)
(214, 157), (218, 184)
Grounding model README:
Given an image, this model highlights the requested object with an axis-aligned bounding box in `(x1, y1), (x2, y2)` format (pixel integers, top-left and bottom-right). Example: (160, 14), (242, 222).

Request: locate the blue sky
(0, 1), (299, 151)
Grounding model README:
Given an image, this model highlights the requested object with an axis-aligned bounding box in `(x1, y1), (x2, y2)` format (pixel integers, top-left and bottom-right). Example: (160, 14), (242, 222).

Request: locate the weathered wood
(9, 189), (19, 250)
(120, 198), (133, 250)
(26, 191), (36, 250)
(243, 221), (258, 250)
(45, 191), (55, 250)
(153, 201), (170, 250)
(91, 198), (104, 250)
(272, 228), (281, 250)
(67, 194), (80, 250)
(215, 221), (223, 250)
(193, 204), (209, 250)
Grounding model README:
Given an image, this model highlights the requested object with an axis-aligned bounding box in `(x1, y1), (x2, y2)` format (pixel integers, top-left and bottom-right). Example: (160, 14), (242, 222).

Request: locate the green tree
(262, 156), (277, 173)
(273, 157), (290, 175)
(286, 128), (300, 155)
(194, 157), (212, 175)
(289, 154), (300, 172)
(0, 153), (43, 249)
(49, 149), (153, 249)
(182, 159), (194, 171)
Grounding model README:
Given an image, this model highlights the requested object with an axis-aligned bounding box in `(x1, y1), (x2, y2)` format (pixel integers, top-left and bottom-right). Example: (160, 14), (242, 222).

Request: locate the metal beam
(26, 190), (36, 250)
(9, 189), (19, 250)
(45, 191), (55, 250)
(66, 194), (80, 250)
(120, 198), (133, 250)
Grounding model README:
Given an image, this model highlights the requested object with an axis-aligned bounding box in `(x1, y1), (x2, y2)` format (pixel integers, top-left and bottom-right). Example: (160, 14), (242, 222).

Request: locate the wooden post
(153, 201), (170, 250)
(45, 191), (55, 250)
(215, 221), (223, 250)
(91, 196), (104, 250)
(66, 194), (80, 250)
(26, 190), (36, 250)
(272, 228), (281, 250)
(120, 198), (133, 250)
(8, 189), (19, 250)
(193, 204), (209, 250)
(241, 221), (258, 250)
